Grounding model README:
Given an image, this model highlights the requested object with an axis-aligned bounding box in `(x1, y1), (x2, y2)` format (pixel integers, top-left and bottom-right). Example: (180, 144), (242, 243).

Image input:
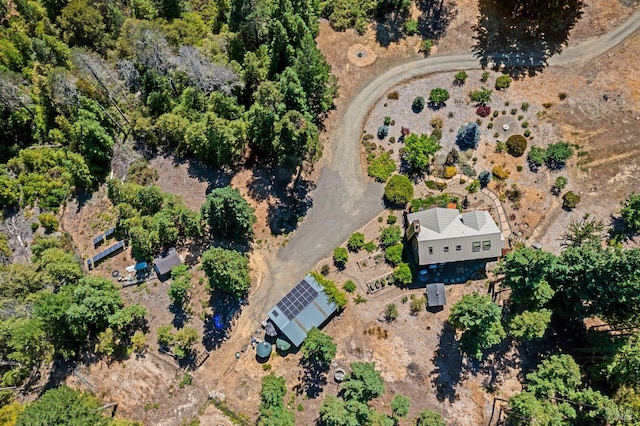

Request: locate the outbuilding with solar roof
(267, 274), (338, 347)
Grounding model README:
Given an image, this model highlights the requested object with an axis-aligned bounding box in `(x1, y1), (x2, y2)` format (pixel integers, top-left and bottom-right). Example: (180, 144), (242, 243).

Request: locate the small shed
(426, 283), (446, 307)
(275, 338), (291, 352)
(153, 248), (182, 280)
(256, 341), (272, 358)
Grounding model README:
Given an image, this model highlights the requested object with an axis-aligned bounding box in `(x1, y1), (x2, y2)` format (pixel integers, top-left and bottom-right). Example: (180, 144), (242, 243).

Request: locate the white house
(406, 208), (504, 266)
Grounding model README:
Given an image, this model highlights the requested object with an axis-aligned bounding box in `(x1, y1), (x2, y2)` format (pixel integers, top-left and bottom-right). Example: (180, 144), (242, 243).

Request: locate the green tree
(553, 176), (568, 193)
(456, 122), (481, 150)
(57, 0), (106, 50)
(384, 244), (403, 266)
(390, 394), (410, 417)
(342, 362), (385, 402)
(274, 110), (321, 165)
(606, 334), (640, 389)
(319, 395), (358, 426)
(200, 186), (256, 240)
(508, 309), (552, 340)
(394, 262), (412, 286)
(621, 192), (640, 232)
(201, 247), (251, 297)
(333, 247), (348, 267)
(168, 273), (191, 307)
(385, 303), (398, 321)
(414, 408), (445, 426)
(498, 247), (557, 310)
(379, 225), (402, 248)
(560, 218), (604, 248)
(403, 133), (441, 172)
(527, 146), (547, 169)
(429, 87), (450, 107)
(301, 327), (337, 365)
(367, 152), (396, 182)
(347, 232), (365, 252)
(259, 373), (294, 426)
(384, 175), (414, 206)
(562, 191), (580, 209)
(173, 326), (198, 359)
(526, 354), (581, 399)
(293, 33), (337, 115)
(16, 385), (110, 426)
(506, 134), (527, 157)
(545, 141), (573, 169)
(449, 292), (506, 359)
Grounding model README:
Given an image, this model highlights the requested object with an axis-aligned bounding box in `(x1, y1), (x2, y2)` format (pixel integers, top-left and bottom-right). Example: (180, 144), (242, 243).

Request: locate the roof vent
(412, 220), (420, 235)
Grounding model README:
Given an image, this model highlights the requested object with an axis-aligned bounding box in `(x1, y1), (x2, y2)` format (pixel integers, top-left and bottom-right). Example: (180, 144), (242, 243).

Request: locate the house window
(428, 247), (433, 255)
(472, 242), (481, 252)
(444, 246), (449, 253)
(456, 245), (461, 251)
(483, 240), (491, 250)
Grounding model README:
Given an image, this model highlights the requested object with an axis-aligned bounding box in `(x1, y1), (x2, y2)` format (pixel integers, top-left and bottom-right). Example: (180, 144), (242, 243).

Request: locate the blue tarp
(213, 315), (224, 330)
(134, 262), (148, 271)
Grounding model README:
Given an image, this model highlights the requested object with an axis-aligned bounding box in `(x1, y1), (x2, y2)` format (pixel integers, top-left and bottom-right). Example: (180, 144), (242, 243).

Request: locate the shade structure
(265, 321), (277, 337)
(256, 341), (272, 358)
(276, 338), (291, 351)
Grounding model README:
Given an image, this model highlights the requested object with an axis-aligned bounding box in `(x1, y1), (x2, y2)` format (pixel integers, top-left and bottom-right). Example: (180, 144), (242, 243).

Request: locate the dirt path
(246, 10), (640, 325)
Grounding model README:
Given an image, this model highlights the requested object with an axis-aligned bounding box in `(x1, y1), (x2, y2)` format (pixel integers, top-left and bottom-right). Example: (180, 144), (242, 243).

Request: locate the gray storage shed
(426, 283), (446, 307)
(268, 274), (337, 347)
(153, 248), (182, 279)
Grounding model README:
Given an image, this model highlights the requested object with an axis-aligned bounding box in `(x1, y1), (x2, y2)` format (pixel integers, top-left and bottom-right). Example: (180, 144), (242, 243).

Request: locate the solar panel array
(104, 227), (115, 238)
(276, 278), (319, 320)
(87, 241), (125, 269)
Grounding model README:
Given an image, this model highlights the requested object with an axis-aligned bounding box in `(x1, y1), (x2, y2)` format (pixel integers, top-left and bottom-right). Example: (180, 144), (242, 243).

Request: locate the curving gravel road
(248, 10), (640, 322)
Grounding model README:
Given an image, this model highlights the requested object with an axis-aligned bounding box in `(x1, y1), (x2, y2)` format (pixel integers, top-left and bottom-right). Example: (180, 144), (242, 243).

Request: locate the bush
(495, 74), (512, 90)
(343, 280), (357, 293)
(333, 247), (348, 267)
(394, 263), (412, 286)
(377, 125), (389, 139)
(430, 116), (444, 129)
(478, 171), (492, 187)
(524, 129), (531, 137)
(348, 232), (365, 252)
(379, 225), (402, 248)
(506, 135), (528, 157)
(387, 91), (399, 100)
(410, 295), (426, 313)
(476, 105), (491, 117)
(364, 241), (377, 253)
(545, 141), (573, 169)
(444, 166), (457, 179)
(384, 175), (414, 206)
(492, 165), (511, 180)
(553, 176), (568, 192)
(516, 165), (523, 172)
(454, 70), (468, 85)
(419, 39), (433, 54)
(456, 123), (481, 150)
(562, 191), (581, 209)
(522, 121), (529, 128)
(466, 180), (480, 193)
(385, 304), (399, 321)
(385, 244), (403, 266)
(38, 212), (59, 233)
(521, 102), (529, 111)
(469, 88), (492, 104)
(404, 19), (418, 35)
(429, 87), (450, 107)
(528, 146), (547, 169)
(481, 71), (490, 82)
(412, 96), (425, 112)
(310, 272), (347, 310)
(367, 152), (396, 182)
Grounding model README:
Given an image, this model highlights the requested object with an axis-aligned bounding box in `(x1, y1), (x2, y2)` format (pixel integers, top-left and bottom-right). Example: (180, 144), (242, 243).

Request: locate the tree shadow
(202, 292), (243, 351)
(295, 360), (329, 398)
(375, 11), (409, 47)
(170, 304), (189, 329)
(473, 0), (585, 78)
(266, 176), (315, 236)
(416, 0), (458, 43)
(430, 321), (464, 402)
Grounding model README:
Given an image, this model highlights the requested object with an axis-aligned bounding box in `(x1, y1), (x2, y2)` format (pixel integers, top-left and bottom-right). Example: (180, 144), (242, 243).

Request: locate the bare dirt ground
(50, 1), (640, 424)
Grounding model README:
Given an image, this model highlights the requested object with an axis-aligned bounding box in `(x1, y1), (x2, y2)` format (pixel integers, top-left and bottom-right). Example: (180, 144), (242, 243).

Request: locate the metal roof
(153, 248), (182, 276)
(267, 275), (337, 347)
(426, 283), (446, 307)
(407, 208), (501, 241)
(256, 341), (272, 358)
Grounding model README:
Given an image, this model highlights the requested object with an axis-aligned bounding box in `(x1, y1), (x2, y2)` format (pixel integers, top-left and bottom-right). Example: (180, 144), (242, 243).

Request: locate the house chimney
(412, 220), (420, 235)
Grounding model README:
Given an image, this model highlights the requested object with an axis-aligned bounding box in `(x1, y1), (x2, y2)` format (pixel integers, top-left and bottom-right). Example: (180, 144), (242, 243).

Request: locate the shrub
(481, 71), (490, 82)
(444, 166), (457, 179)
(389, 136), (396, 144)
(385, 244), (403, 266)
(394, 263), (412, 286)
(377, 125), (389, 139)
(383, 116), (392, 126)
(516, 165), (523, 172)
(456, 123), (481, 150)
(348, 232), (365, 252)
(517, 114), (524, 120)
(478, 171), (492, 187)
(528, 146), (547, 169)
(404, 19), (418, 35)
(506, 135), (527, 157)
(495, 141), (506, 153)
(403, 133), (441, 172)
(553, 176), (568, 194)
(320, 264), (330, 275)
(492, 165), (511, 180)
(454, 71), (468, 85)
(412, 96), (425, 112)
(559, 92), (567, 100)
(524, 129), (531, 137)
(444, 148), (459, 166)
(522, 121), (529, 128)
(487, 122), (493, 129)
(367, 152), (396, 182)
(521, 102), (529, 111)
(469, 88), (492, 104)
(430, 116), (444, 130)
(379, 225), (403, 248)
(492, 110), (499, 118)
(510, 108), (517, 115)
(476, 105), (491, 117)
(364, 241), (377, 253)
(387, 91), (399, 100)
(384, 175), (414, 207)
(311, 272), (347, 309)
(387, 214), (397, 224)
(562, 191), (581, 209)
(495, 74), (512, 90)
(38, 212), (59, 233)
(343, 280), (357, 293)
(429, 87), (450, 107)
(420, 39), (433, 54)
(385, 304), (399, 321)
(410, 295), (426, 314)
(545, 141), (573, 169)
(333, 247), (348, 267)
(466, 180), (480, 193)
